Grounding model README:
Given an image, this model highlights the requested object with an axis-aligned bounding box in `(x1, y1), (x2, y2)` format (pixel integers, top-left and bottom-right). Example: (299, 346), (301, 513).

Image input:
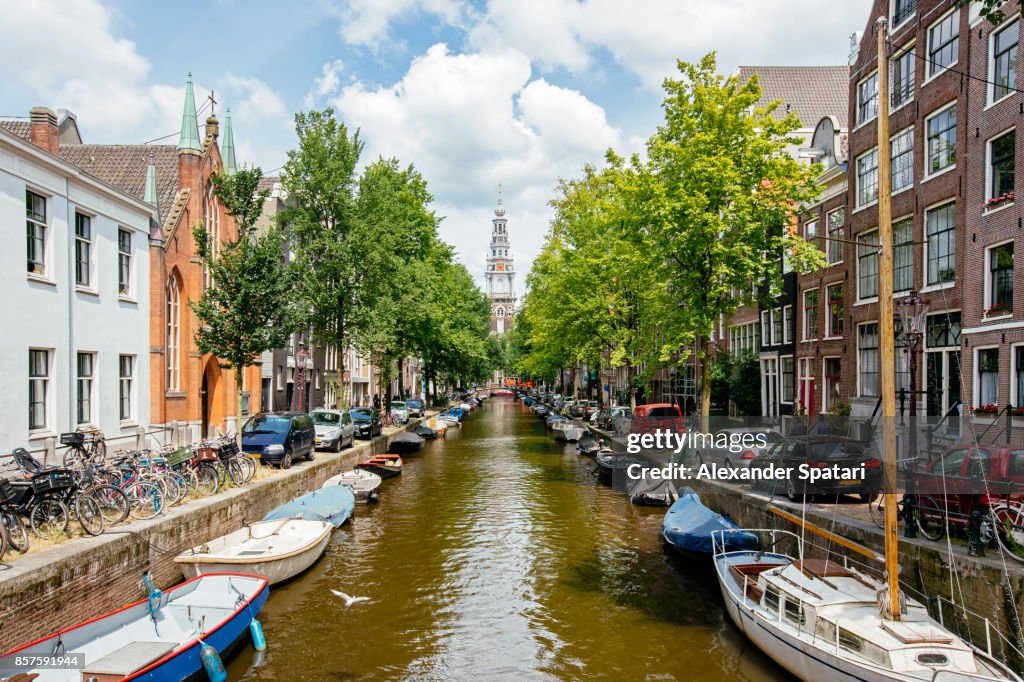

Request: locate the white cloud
(221, 74), (288, 121)
(326, 0), (472, 49)
(333, 43), (629, 284)
(305, 59), (346, 108)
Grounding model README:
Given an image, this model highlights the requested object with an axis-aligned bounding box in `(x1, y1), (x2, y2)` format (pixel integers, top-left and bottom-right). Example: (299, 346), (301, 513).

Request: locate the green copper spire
(221, 107), (237, 173)
(177, 72), (201, 152)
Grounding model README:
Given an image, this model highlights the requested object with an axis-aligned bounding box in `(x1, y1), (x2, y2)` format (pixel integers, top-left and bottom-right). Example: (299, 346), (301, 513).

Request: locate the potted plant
(985, 302), (1011, 318)
(1012, 406), (1024, 427)
(973, 403), (1000, 424)
(985, 191), (1015, 209)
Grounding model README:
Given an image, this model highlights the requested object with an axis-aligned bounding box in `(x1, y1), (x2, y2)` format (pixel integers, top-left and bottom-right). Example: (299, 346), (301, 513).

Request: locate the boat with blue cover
(0, 572), (268, 682)
(662, 487), (759, 555)
(262, 485), (355, 528)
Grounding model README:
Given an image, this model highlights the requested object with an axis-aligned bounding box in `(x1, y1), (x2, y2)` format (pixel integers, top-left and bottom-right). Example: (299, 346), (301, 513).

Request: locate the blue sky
(0, 0), (869, 286)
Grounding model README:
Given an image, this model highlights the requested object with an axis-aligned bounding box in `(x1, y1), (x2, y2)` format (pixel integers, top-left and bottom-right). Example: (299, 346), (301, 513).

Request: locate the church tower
(485, 184), (516, 335)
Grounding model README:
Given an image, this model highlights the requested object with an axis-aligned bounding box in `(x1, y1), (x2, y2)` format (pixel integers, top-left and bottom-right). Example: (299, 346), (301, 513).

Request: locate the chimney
(29, 107), (60, 154)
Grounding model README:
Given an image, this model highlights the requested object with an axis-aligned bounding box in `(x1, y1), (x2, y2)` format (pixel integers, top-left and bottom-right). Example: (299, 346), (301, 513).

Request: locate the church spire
(495, 180), (505, 217)
(177, 73), (201, 152)
(221, 107), (237, 173)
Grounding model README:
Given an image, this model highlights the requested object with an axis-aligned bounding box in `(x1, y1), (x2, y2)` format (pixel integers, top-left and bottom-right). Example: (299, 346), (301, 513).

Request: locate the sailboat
(711, 18), (1022, 682)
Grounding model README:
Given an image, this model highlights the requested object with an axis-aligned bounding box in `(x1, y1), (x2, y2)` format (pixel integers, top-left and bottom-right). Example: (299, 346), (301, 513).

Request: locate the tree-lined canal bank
(226, 398), (786, 681)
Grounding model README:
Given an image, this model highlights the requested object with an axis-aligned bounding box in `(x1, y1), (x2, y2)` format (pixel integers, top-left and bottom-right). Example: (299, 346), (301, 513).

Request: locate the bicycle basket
(217, 442), (240, 461)
(0, 478), (16, 505)
(164, 447), (194, 467)
(59, 432), (85, 448)
(196, 447), (219, 463)
(31, 468), (75, 494)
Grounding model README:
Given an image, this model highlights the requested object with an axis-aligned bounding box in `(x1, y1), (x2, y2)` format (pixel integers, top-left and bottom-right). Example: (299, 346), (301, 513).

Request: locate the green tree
(191, 166), (297, 438)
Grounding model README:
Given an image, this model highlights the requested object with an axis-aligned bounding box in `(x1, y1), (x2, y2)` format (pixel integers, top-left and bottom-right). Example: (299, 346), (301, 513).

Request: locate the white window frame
(857, 228), (880, 303)
(782, 305), (793, 345)
(890, 0), (917, 30)
(974, 345), (1001, 408)
(26, 188), (50, 280)
(893, 215), (915, 294)
(1012, 342), (1024, 407)
(857, 322), (881, 398)
(118, 228), (134, 298)
(28, 347), (53, 434)
(802, 288), (819, 341)
(856, 71), (879, 128)
(760, 310), (770, 347)
(925, 7), (960, 83)
(822, 356), (842, 413)
(855, 147), (880, 209)
(74, 211), (95, 290)
(922, 199), (957, 291)
(890, 126), (914, 194)
(984, 238), (1015, 318)
(989, 16), (1020, 105)
(984, 127), (1016, 206)
(826, 208), (845, 265)
(119, 354), (136, 423)
(890, 42), (916, 111)
(76, 350), (96, 426)
(825, 283), (844, 339)
(166, 275), (181, 391)
(924, 101), (958, 181)
(780, 355), (795, 404)
(798, 356), (815, 415)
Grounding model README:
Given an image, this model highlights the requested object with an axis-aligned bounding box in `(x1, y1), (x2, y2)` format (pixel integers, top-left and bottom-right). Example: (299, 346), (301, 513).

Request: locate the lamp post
(295, 342), (309, 413)
(895, 290), (930, 420)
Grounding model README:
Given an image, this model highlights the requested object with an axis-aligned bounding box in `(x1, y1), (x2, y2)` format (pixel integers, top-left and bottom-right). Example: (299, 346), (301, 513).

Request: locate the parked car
(310, 408), (355, 452)
(747, 435), (881, 501)
(630, 403), (685, 434)
(350, 407), (383, 439)
(597, 406), (631, 430)
(583, 401), (600, 420)
(694, 427), (784, 470)
(391, 401), (410, 424)
(406, 399), (425, 418)
(241, 412), (316, 468)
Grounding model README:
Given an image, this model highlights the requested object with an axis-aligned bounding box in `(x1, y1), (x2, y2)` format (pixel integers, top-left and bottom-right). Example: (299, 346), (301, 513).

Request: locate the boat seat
(80, 640), (176, 682)
(796, 558), (853, 579)
(729, 564), (764, 603)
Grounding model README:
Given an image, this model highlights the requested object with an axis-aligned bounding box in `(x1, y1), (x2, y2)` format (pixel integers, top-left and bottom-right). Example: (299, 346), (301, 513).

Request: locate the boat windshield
(244, 416), (291, 434)
(311, 412), (340, 426)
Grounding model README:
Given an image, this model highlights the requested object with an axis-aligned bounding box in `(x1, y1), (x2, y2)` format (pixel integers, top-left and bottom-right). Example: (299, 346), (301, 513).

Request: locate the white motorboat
(440, 416), (461, 428)
(551, 422), (585, 442)
(323, 468), (382, 503)
(712, 528), (1021, 681)
(175, 518), (333, 585)
(425, 416), (448, 437)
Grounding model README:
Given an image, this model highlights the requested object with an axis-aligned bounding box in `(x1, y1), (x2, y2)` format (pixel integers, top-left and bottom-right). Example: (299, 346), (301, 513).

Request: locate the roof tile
(738, 65), (849, 129)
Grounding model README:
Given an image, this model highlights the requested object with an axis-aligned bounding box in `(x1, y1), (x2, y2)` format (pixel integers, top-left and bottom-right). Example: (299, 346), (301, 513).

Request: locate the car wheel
(334, 438), (342, 453)
(281, 451), (293, 470)
(786, 478), (802, 502)
(307, 447), (315, 462)
(724, 458), (732, 469)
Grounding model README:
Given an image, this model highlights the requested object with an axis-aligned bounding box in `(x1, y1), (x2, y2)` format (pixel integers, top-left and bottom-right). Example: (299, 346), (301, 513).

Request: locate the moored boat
(425, 416), (448, 436)
(554, 423), (585, 442)
(662, 488), (759, 555)
(412, 424), (437, 440)
(0, 572), (269, 682)
(356, 453), (403, 479)
(594, 451), (647, 484)
(323, 468), (382, 503)
(390, 431), (425, 454)
(174, 518), (333, 585)
(263, 485), (355, 527)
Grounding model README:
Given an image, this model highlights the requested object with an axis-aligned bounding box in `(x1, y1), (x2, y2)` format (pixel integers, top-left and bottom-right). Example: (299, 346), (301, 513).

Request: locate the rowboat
(262, 485), (355, 527)
(390, 431), (424, 454)
(663, 487), (759, 555)
(0, 572), (268, 682)
(552, 422), (585, 442)
(175, 518), (333, 585)
(322, 469), (382, 503)
(356, 454), (403, 479)
(594, 451), (647, 484)
(425, 417), (448, 436)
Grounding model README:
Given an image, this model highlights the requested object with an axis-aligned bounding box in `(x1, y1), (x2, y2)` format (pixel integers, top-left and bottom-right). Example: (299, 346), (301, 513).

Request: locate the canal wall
(0, 418), (431, 652)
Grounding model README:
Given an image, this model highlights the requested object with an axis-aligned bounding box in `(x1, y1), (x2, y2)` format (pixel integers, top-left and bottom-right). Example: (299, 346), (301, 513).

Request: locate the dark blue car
(241, 412), (315, 469)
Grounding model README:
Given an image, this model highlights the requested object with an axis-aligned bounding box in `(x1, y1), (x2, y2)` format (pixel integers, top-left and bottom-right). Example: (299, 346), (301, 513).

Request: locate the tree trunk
(398, 356), (405, 398)
(335, 332), (346, 411)
(235, 367), (244, 446)
(699, 335), (711, 434)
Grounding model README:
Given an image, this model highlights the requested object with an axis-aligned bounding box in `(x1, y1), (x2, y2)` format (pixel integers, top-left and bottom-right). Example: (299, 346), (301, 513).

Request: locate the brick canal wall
(0, 419), (430, 652)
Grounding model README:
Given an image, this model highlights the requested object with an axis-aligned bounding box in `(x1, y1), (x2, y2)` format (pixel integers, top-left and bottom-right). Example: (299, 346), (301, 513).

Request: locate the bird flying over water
(331, 589), (371, 606)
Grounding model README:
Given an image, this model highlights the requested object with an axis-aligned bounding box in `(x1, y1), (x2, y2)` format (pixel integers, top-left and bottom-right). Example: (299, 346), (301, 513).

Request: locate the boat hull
(323, 470), (382, 502)
(263, 486), (355, 527)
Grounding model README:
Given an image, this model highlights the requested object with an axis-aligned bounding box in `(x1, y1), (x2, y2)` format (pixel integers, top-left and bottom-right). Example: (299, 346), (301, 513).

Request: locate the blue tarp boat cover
(662, 487), (760, 555)
(263, 485), (355, 528)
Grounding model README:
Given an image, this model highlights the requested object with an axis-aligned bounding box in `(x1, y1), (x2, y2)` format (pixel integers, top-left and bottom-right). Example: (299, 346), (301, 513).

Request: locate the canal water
(227, 398), (788, 681)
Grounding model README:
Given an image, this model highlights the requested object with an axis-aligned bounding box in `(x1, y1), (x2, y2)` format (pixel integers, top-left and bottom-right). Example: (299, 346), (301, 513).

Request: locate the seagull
(331, 589), (371, 607)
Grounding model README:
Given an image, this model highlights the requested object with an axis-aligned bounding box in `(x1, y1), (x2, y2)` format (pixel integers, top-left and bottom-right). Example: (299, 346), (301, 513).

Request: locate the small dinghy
(594, 451), (647, 484)
(263, 485), (355, 527)
(323, 469), (382, 503)
(577, 435), (602, 456)
(425, 417), (448, 437)
(0, 573), (268, 682)
(390, 431), (425, 453)
(413, 424), (438, 440)
(553, 423), (585, 442)
(663, 488), (759, 554)
(545, 414), (567, 429)
(356, 453), (403, 479)
(175, 518), (333, 585)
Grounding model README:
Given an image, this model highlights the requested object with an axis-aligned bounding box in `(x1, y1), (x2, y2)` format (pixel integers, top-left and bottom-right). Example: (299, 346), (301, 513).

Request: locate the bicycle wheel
(227, 459), (246, 487)
(178, 468), (200, 496)
(75, 494), (105, 536)
(0, 520), (7, 562)
(867, 495), (887, 530)
(993, 504), (1024, 563)
(236, 456), (256, 483)
(63, 447), (86, 468)
(86, 485), (130, 526)
(197, 464), (220, 496)
(165, 473), (188, 505)
(127, 482), (164, 520)
(915, 495), (947, 541)
(1, 508), (29, 553)
(30, 498), (69, 539)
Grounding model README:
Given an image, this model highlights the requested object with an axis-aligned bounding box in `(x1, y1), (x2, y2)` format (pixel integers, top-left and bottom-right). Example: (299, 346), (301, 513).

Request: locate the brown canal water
(226, 398), (789, 681)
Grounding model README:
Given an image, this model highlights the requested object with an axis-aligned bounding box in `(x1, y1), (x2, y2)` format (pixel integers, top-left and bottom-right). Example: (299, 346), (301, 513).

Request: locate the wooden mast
(875, 15), (902, 621)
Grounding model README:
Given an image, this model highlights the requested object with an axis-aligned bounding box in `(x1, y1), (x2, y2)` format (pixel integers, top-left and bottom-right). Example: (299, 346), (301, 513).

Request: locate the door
(761, 357), (779, 417)
(927, 350), (962, 419)
(201, 373), (209, 438)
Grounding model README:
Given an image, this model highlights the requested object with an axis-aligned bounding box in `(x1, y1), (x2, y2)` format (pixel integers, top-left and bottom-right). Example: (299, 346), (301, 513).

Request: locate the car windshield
(243, 415), (291, 434)
(391, 402), (407, 409)
(407, 400), (423, 407)
(311, 412), (340, 426)
(350, 409), (373, 419)
(648, 407), (679, 417)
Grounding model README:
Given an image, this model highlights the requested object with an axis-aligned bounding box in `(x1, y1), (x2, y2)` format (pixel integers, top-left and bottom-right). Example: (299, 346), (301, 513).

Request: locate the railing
(892, 0), (916, 26)
(971, 404), (1022, 446)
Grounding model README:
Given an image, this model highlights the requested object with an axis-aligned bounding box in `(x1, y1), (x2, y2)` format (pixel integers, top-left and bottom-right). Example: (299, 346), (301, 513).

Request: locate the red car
(630, 403), (685, 434)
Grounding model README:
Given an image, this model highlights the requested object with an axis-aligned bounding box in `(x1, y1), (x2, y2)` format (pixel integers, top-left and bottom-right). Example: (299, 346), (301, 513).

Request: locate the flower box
(985, 191), (1015, 208)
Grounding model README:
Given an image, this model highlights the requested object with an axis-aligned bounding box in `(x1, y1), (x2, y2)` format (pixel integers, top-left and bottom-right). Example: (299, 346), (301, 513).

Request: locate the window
(978, 348), (1000, 406)
(893, 0), (916, 27)
(893, 218), (914, 292)
(927, 9), (960, 78)
(784, 595), (805, 625)
(892, 46), (916, 107)
(891, 128), (914, 192)
(76, 352), (95, 424)
(203, 183), (221, 290)
(857, 148), (879, 207)
(858, 230), (879, 300)
(859, 323), (880, 397)
(925, 203), (956, 286)
(992, 19), (1019, 102)
(798, 357), (815, 415)
(75, 213), (92, 287)
(927, 311), (961, 348)
(827, 284), (843, 338)
(926, 105), (957, 175)
(827, 208), (845, 265)
(824, 358), (842, 412)
(782, 306), (793, 344)
(988, 130), (1015, 202)
(119, 355), (134, 421)
(29, 349), (49, 431)
(761, 310), (770, 346)
(988, 242), (1014, 314)
(772, 308), (782, 346)
(118, 229), (132, 296)
(166, 276), (181, 390)
(1016, 346), (1024, 407)
(803, 289), (819, 340)
(805, 219), (818, 247)
(781, 357), (795, 403)
(26, 190), (47, 275)
(857, 72), (878, 125)
(764, 585), (780, 612)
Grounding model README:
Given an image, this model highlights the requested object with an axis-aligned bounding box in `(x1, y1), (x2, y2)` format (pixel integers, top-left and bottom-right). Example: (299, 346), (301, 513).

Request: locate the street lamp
(894, 290), (930, 418)
(295, 342), (309, 413)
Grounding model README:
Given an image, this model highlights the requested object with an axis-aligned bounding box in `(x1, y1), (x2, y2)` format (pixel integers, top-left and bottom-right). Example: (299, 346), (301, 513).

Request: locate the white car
(390, 401), (410, 424)
(310, 409), (356, 452)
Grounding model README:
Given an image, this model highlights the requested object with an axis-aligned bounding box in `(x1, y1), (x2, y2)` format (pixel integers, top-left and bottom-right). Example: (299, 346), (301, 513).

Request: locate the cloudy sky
(0, 0), (869, 288)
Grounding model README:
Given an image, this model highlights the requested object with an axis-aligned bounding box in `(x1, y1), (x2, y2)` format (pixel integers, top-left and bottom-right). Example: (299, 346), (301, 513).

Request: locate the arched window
(496, 307), (505, 318)
(203, 182), (221, 290)
(166, 274), (181, 390)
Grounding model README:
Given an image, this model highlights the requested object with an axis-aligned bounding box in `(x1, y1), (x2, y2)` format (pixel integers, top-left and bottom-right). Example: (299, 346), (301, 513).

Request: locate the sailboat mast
(875, 15), (902, 621)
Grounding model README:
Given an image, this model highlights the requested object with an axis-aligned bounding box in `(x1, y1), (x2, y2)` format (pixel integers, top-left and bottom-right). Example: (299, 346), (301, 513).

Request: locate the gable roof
(0, 120), (31, 140)
(737, 65), (849, 129)
(58, 144), (180, 220)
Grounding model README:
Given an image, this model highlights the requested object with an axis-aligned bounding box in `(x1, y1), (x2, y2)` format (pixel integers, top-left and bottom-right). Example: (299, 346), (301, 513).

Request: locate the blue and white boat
(262, 485), (355, 528)
(662, 487), (759, 555)
(0, 572), (268, 682)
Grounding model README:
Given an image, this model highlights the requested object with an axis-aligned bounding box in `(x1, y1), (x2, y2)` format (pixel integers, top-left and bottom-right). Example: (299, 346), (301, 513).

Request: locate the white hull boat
(552, 422), (585, 442)
(175, 518), (333, 586)
(425, 417), (447, 437)
(323, 469), (382, 502)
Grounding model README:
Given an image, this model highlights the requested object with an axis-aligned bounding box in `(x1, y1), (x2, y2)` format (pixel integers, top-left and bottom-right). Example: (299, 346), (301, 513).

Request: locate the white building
(0, 109), (154, 452)
(485, 187), (516, 335)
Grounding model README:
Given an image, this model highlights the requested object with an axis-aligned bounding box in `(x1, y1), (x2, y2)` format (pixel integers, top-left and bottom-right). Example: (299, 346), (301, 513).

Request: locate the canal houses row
(714, 0), (1024, 429)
